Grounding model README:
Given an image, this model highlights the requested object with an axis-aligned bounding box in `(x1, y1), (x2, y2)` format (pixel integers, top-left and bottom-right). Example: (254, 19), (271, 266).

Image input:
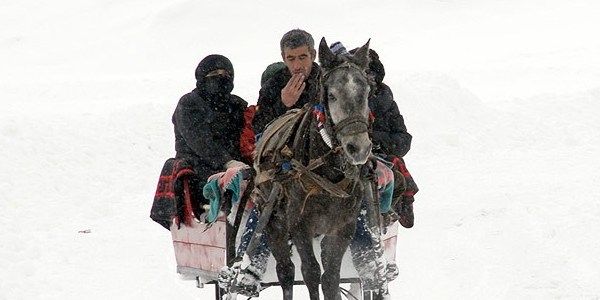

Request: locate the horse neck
(301, 118), (347, 183)
(306, 120), (331, 160)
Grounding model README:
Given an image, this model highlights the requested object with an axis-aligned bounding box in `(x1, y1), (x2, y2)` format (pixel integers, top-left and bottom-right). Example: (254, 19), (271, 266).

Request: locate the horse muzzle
(339, 133), (372, 165)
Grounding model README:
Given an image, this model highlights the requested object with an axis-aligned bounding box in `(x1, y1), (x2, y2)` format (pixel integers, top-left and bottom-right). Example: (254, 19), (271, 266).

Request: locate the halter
(321, 61), (368, 80)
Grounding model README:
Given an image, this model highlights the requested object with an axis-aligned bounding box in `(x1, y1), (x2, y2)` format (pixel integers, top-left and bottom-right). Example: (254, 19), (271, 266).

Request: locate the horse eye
(328, 93), (337, 102)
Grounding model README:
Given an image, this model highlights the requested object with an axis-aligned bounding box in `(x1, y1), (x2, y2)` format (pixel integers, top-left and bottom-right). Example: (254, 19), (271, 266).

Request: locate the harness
(253, 61), (376, 202)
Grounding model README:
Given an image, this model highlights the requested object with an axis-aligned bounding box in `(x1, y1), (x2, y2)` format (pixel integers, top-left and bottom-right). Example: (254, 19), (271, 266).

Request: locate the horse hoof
(218, 266), (238, 290)
(231, 271), (261, 297)
(386, 261), (399, 282)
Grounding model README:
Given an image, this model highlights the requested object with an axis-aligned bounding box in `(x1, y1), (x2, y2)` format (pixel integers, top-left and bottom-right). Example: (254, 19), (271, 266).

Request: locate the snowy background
(2, 0), (600, 299)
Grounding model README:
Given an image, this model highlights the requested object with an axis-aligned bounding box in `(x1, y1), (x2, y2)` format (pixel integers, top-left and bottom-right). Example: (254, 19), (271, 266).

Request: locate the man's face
(282, 46), (316, 79)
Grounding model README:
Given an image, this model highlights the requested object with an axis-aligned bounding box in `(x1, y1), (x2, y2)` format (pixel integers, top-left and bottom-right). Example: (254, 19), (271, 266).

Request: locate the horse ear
(352, 39), (371, 70)
(318, 37), (336, 69)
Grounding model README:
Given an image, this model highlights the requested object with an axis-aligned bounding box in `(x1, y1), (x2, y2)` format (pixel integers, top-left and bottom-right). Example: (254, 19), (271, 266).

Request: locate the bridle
(318, 61), (372, 149)
(283, 61), (374, 197)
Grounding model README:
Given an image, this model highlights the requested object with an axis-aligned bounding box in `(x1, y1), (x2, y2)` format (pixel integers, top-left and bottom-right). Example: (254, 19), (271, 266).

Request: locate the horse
(249, 37), (384, 300)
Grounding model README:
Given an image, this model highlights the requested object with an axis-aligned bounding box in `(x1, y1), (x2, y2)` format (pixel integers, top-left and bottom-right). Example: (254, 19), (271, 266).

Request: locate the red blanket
(150, 158), (196, 230)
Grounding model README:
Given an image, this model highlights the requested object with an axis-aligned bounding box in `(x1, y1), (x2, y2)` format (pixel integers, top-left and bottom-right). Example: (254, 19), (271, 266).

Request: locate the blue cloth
(374, 155), (395, 214)
(202, 178), (222, 223)
(379, 178), (393, 213)
(236, 207), (271, 275)
(202, 169), (245, 223)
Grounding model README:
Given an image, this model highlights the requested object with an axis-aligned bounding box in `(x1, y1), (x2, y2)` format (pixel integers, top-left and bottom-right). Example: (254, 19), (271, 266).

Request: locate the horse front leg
(292, 232), (322, 300)
(321, 234), (352, 300)
(268, 216), (295, 300)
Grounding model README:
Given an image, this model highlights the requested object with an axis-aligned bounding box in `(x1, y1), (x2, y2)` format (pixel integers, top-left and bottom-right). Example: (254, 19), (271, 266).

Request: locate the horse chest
(284, 193), (361, 235)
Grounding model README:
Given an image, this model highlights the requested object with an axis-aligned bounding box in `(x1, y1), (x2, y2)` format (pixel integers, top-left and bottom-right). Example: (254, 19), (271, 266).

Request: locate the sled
(170, 175), (399, 300)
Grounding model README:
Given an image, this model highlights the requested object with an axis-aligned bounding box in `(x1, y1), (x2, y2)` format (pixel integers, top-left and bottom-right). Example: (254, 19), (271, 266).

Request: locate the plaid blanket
(149, 157), (196, 230)
(390, 156), (419, 197)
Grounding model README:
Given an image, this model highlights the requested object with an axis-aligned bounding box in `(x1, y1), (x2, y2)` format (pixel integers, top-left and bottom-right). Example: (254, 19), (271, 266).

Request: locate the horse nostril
(346, 143), (358, 155)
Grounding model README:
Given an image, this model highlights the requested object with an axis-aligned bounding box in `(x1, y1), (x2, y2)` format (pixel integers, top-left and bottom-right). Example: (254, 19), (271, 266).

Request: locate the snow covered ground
(1, 0), (599, 299)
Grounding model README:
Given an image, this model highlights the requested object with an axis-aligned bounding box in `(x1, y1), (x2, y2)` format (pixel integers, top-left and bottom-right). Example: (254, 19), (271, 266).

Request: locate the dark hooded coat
(252, 62), (320, 134)
(369, 82), (412, 158)
(172, 55), (248, 185)
(349, 48), (412, 158)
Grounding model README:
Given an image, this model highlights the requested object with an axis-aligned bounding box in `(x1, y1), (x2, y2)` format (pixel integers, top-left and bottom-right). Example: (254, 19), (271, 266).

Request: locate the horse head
(318, 37), (372, 165)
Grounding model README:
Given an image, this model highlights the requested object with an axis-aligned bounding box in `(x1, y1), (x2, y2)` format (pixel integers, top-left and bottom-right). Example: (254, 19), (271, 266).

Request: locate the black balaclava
(195, 54), (235, 99)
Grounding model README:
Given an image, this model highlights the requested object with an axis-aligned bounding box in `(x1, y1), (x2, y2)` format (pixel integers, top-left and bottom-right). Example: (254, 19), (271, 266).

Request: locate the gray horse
(249, 37), (385, 300)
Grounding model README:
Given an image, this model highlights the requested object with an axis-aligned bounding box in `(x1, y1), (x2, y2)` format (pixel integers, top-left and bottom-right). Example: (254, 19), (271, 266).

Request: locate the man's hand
(281, 73), (305, 107)
(225, 160), (249, 170)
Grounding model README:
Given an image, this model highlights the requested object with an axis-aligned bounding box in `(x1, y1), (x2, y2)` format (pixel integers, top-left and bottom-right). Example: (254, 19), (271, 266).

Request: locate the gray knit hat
(329, 41), (348, 55)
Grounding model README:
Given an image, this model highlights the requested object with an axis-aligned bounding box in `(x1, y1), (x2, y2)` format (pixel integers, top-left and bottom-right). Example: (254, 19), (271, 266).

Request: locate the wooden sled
(170, 175), (399, 300)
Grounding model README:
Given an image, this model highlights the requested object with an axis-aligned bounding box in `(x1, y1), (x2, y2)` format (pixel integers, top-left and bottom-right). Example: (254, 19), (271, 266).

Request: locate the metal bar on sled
(242, 181), (281, 259)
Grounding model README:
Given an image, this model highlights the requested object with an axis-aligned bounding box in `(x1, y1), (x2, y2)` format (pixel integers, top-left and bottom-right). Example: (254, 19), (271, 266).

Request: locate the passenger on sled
(341, 43), (420, 229)
(225, 29), (403, 297)
(335, 41), (420, 293)
(171, 54), (250, 222)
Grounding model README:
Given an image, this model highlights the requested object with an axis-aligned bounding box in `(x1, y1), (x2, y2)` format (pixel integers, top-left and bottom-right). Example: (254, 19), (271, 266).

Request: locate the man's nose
(291, 61), (303, 71)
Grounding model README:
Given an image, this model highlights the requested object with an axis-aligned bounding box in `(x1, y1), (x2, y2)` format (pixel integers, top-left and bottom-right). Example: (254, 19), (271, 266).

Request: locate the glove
(224, 160), (249, 170)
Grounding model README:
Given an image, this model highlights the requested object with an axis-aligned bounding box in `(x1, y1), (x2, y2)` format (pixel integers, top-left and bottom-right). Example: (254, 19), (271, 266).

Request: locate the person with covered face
(172, 54), (249, 215)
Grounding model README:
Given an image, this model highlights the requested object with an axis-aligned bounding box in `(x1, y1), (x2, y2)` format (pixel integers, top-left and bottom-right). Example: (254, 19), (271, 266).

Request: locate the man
(172, 54), (248, 216)
(227, 29), (322, 296)
(245, 29), (320, 279)
(252, 29), (320, 134)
